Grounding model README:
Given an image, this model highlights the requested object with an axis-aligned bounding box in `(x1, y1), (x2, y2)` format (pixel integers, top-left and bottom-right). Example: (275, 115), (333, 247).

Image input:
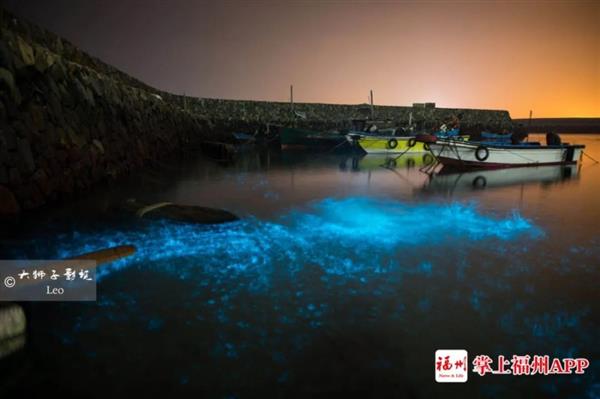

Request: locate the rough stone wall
(172, 96), (513, 132)
(0, 9), (206, 217)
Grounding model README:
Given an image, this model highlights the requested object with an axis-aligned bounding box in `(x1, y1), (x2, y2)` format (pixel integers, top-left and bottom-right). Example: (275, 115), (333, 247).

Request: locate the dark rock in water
(124, 199), (239, 225)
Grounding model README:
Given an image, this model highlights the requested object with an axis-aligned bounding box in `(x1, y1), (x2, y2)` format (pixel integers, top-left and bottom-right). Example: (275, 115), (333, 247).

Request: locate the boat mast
(370, 90), (374, 119)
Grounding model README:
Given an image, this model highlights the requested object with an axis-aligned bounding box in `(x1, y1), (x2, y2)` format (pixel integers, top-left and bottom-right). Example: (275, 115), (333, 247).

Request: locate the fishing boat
(345, 133), (428, 154)
(422, 133), (585, 169)
(346, 128), (464, 154)
(479, 131), (513, 143)
(279, 127), (347, 151)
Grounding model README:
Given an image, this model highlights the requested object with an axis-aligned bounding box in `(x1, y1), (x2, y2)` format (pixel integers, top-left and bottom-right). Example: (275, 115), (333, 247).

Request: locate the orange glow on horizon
(178, 1), (599, 119)
(4, 0), (597, 118)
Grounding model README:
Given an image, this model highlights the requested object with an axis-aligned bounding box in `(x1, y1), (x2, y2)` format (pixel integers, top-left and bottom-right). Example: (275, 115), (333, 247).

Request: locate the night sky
(1, 0), (598, 118)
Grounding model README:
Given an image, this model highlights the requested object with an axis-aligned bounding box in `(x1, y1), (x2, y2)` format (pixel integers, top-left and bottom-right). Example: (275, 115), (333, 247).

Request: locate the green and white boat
(345, 133), (428, 154)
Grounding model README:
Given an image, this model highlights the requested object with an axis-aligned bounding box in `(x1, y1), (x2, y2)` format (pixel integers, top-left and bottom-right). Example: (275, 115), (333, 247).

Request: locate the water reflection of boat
(339, 153), (436, 171)
(424, 164), (579, 194)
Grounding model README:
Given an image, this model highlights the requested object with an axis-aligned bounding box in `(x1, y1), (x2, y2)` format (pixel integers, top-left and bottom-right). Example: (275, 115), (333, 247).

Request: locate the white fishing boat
(423, 133), (585, 169)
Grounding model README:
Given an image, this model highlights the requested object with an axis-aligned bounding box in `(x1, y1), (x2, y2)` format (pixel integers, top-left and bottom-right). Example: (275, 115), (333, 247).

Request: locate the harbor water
(1, 134), (599, 398)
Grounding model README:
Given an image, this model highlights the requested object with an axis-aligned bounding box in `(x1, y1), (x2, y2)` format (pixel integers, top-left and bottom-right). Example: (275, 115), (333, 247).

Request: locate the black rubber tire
(406, 158), (415, 168)
(407, 138), (416, 148)
(387, 139), (398, 149)
(423, 153), (434, 165)
(472, 175), (487, 189)
(423, 143), (430, 151)
(475, 146), (489, 161)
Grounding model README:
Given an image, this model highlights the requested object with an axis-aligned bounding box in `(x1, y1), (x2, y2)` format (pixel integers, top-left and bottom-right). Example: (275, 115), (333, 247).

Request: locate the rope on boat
(503, 149), (537, 163)
(325, 137), (351, 153)
(583, 151), (600, 164)
(390, 145), (413, 162)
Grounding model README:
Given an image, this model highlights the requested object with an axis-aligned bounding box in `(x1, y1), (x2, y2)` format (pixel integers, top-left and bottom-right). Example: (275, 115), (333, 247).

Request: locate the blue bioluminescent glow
(43, 198), (541, 281)
(13, 196), (597, 398)
(37, 197), (541, 282)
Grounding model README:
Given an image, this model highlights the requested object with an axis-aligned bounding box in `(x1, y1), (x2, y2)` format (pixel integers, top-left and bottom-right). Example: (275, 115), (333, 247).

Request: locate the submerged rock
(124, 198), (239, 224)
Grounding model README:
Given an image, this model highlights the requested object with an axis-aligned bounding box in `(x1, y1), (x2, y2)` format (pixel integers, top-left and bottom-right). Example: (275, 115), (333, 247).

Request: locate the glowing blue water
(14, 196), (598, 398)
(42, 197), (541, 282)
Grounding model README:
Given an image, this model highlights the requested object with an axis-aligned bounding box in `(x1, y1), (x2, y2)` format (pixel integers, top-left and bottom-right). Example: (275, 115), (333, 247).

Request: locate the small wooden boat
(424, 133), (585, 169)
(71, 245), (137, 265)
(279, 127), (347, 150)
(345, 133), (428, 154)
(480, 131), (513, 143)
(347, 129), (468, 154)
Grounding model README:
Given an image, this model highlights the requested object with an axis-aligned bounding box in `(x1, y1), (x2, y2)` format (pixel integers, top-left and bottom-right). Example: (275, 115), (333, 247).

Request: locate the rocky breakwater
(175, 97), (514, 134)
(0, 9), (208, 221)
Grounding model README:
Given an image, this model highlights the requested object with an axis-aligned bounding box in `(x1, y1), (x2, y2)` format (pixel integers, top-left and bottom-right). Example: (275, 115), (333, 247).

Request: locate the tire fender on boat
(475, 145), (489, 161)
(472, 175), (487, 189)
(387, 139), (398, 149)
(407, 138), (416, 148)
(423, 153), (434, 165)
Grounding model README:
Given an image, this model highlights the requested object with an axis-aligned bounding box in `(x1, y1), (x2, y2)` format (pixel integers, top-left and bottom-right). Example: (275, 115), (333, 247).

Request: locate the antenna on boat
(528, 110), (533, 129)
(370, 90), (374, 119)
(290, 85), (294, 113)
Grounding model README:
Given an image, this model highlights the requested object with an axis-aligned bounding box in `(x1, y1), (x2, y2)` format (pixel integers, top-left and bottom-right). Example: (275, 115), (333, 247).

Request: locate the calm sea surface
(1, 134), (599, 398)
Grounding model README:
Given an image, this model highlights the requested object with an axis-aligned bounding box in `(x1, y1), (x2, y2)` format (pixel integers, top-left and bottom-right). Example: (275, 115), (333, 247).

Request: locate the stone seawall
(0, 9), (208, 218)
(0, 8), (513, 218)
(171, 96), (512, 133)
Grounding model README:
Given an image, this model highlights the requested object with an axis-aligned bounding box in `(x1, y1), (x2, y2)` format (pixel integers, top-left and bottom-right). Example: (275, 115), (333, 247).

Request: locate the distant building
(412, 102), (436, 109)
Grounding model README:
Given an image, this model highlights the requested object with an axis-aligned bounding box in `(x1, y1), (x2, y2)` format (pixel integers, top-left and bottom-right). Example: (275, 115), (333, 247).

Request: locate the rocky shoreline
(0, 8), (513, 220)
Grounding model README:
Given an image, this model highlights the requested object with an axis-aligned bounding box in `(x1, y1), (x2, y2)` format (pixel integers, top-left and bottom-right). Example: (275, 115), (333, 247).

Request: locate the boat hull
(280, 127), (346, 150)
(428, 141), (585, 169)
(348, 135), (427, 154)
